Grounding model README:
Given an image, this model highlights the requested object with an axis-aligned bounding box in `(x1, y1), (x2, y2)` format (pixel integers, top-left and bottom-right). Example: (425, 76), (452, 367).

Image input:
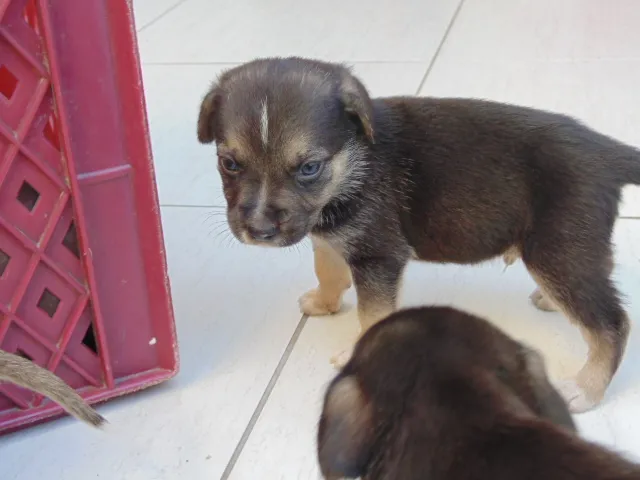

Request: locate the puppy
(197, 57), (640, 411)
(0, 349), (105, 427)
(318, 307), (640, 480)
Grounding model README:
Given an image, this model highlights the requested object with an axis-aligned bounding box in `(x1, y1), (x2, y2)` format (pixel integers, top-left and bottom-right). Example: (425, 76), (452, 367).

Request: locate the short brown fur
(197, 57), (640, 412)
(318, 307), (640, 480)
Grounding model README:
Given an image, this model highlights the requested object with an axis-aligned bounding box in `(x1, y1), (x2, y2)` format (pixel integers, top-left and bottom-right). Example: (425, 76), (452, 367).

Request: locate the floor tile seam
(219, 313), (310, 480)
(415, 0), (468, 95)
(136, 0), (191, 32)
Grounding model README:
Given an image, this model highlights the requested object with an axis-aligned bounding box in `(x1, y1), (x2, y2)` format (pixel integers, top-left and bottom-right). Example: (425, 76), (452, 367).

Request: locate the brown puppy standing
(197, 57), (639, 412)
(318, 307), (640, 480)
(0, 349), (105, 427)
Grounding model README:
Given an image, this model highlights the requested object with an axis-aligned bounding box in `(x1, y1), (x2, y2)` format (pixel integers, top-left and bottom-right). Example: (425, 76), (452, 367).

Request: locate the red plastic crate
(0, 0), (178, 433)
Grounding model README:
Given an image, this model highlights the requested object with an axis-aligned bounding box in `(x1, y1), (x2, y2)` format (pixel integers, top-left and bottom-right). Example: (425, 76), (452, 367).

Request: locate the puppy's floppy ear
(519, 346), (576, 432)
(197, 83), (222, 144)
(318, 375), (373, 479)
(339, 69), (375, 143)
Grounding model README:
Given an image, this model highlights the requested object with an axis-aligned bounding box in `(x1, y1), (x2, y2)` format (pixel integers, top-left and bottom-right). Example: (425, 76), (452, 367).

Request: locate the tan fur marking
(503, 245), (519, 268)
(529, 272), (624, 412)
(299, 236), (352, 316)
(316, 141), (367, 220)
(283, 133), (311, 165)
(240, 230), (252, 244)
(225, 135), (252, 159)
(572, 326), (621, 407)
(260, 99), (269, 148)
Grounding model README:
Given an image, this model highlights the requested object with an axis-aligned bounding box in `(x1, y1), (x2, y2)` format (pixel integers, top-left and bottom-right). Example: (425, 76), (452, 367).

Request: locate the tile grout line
(415, 0), (467, 95)
(220, 313), (311, 480)
(136, 0), (191, 33)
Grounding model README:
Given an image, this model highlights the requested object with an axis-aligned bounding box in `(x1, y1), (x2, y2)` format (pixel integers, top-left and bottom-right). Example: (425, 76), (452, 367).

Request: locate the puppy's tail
(0, 349), (106, 428)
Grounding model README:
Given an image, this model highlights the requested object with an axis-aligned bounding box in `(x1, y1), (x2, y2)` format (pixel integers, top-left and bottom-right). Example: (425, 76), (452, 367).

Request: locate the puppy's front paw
(330, 347), (354, 369)
(298, 289), (341, 316)
(555, 379), (599, 413)
(530, 288), (558, 312)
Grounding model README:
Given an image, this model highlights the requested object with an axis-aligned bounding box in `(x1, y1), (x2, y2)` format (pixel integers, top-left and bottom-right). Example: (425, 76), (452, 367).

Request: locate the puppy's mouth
(227, 207), (321, 247)
(236, 225), (310, 248)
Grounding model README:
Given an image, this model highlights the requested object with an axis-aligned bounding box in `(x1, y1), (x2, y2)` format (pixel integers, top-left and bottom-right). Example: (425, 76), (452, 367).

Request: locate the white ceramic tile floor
(136, 0), (461, 64)
(3, 0), (640, 478)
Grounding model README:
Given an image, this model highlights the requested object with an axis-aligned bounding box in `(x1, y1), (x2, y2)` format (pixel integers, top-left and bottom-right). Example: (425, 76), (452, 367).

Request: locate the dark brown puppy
(0, 349), (105, 427)
(318, 307), (639, 480)
(197, 57), (639, 412)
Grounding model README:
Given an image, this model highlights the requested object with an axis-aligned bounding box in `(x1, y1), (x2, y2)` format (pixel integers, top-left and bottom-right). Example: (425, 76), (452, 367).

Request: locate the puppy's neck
(311, 102), (400, 235)
(313, 191), (365, 233)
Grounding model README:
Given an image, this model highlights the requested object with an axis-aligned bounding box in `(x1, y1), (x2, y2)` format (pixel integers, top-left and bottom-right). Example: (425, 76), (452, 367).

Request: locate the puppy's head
(317, 307), (575, 480)
(197, 57), (374, 247)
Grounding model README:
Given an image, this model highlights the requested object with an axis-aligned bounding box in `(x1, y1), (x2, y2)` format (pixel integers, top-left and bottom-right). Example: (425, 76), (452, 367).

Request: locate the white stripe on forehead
(260, 98), (269, 148)
(255, 179), (269, 215)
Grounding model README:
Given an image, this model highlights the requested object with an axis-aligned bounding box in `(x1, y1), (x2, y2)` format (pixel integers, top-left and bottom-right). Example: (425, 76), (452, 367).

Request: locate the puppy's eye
(219, 156), (241, 173)
(298, 161), (323, 179)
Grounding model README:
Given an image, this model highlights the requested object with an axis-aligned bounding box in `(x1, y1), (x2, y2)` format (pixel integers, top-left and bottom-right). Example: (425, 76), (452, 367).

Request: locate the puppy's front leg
(299, 236), (352, 316)
(331, 256), (406, 367)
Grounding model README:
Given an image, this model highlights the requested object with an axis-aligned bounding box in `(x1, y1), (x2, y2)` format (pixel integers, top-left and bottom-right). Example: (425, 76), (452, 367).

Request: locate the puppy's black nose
(247, 225), (278, 241)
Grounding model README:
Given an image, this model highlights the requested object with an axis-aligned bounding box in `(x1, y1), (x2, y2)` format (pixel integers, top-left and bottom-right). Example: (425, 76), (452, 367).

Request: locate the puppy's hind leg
(501, 245), (559, 311)
(299, 236), (352, 316)
(502, 245), (558, 312)
(530, 254), (614, 313)
(530, 287), (559, 312)
(524, 246), (629, 413)
(503, 246), (559, 311)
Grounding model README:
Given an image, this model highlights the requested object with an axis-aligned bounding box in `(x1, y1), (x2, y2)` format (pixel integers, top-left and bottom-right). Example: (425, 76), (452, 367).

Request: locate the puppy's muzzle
(241, 204), (290, 243)
(247, 222), (278, 241)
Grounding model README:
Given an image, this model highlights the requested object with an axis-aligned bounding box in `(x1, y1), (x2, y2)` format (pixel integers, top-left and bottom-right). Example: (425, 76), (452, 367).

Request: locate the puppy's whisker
(212, 229), (231, 243)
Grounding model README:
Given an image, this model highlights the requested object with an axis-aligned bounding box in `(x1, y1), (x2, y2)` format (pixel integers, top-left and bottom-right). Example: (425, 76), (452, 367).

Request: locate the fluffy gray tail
(0, 349), (106, 428)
